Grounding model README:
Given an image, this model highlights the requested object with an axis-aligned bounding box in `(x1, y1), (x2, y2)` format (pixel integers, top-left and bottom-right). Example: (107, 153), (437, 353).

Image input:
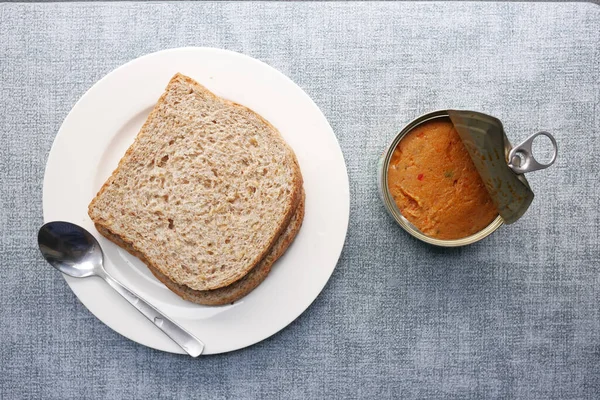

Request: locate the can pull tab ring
(508, 131), (557, 174)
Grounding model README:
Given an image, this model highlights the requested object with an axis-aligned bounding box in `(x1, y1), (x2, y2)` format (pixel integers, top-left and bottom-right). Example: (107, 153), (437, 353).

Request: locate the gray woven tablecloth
(1, 1), (600, 399)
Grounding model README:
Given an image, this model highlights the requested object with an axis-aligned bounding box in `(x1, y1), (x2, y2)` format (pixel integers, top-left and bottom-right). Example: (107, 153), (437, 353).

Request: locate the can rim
(380, 110), (504, 247)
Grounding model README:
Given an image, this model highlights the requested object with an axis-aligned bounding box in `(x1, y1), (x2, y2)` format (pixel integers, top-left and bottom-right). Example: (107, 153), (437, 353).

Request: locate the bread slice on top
(88, 73), (303, 291)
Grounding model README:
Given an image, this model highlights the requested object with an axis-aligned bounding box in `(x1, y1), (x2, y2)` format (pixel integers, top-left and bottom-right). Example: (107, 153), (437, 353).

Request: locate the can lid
(448, 110), (534, 224)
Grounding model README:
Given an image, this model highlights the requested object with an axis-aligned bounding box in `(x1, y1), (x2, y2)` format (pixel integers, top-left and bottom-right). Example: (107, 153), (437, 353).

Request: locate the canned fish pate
(378, 110), (557, 247)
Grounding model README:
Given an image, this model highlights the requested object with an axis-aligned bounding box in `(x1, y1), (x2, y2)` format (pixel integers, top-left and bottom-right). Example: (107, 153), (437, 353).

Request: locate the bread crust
(88, 73), (304, 290)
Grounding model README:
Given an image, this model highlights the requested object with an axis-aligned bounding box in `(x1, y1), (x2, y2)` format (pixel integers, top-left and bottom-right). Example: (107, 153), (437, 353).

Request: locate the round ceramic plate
(43, 47), (349, 355)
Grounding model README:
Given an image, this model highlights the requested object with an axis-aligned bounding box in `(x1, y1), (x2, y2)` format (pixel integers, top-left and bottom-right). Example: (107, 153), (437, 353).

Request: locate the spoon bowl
(38, 221), (104, 278)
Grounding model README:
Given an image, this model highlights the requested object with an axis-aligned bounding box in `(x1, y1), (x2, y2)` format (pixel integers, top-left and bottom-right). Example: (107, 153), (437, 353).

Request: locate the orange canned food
(377, 110), (557, 247)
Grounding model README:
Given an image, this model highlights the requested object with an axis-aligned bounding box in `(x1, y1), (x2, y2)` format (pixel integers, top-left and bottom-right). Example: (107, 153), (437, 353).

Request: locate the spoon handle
(101, 271), (205, 357)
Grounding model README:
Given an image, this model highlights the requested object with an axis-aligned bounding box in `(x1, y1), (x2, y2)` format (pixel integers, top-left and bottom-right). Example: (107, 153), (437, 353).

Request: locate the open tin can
(378, 110), (558, 247)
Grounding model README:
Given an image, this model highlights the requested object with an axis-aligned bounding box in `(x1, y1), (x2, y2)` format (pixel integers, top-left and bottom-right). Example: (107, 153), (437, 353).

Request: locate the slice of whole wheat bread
(96, 190), (305, 305)
(88, 73), (303, 291)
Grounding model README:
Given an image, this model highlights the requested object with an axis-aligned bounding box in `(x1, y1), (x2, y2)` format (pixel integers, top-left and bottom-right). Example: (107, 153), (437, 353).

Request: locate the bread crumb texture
(89, 73), (302, 291)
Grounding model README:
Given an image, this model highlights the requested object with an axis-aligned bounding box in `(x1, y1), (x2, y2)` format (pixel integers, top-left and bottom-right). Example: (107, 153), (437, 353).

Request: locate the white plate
(43, 48), (349, 355)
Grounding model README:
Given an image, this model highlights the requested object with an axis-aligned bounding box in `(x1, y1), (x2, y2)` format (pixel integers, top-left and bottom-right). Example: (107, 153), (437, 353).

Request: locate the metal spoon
(38, 221), (204, 357)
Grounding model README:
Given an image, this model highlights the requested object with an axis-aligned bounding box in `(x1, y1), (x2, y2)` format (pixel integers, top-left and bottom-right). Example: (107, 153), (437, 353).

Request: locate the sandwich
(88, 73), (304, 305)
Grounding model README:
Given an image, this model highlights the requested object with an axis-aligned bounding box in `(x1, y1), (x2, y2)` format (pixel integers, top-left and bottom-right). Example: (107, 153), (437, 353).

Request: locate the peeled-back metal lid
(448, 110), (557, 224)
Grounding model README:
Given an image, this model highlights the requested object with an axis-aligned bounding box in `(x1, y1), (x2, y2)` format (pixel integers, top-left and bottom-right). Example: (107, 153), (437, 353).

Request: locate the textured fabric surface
(1, 2), (599, 399)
